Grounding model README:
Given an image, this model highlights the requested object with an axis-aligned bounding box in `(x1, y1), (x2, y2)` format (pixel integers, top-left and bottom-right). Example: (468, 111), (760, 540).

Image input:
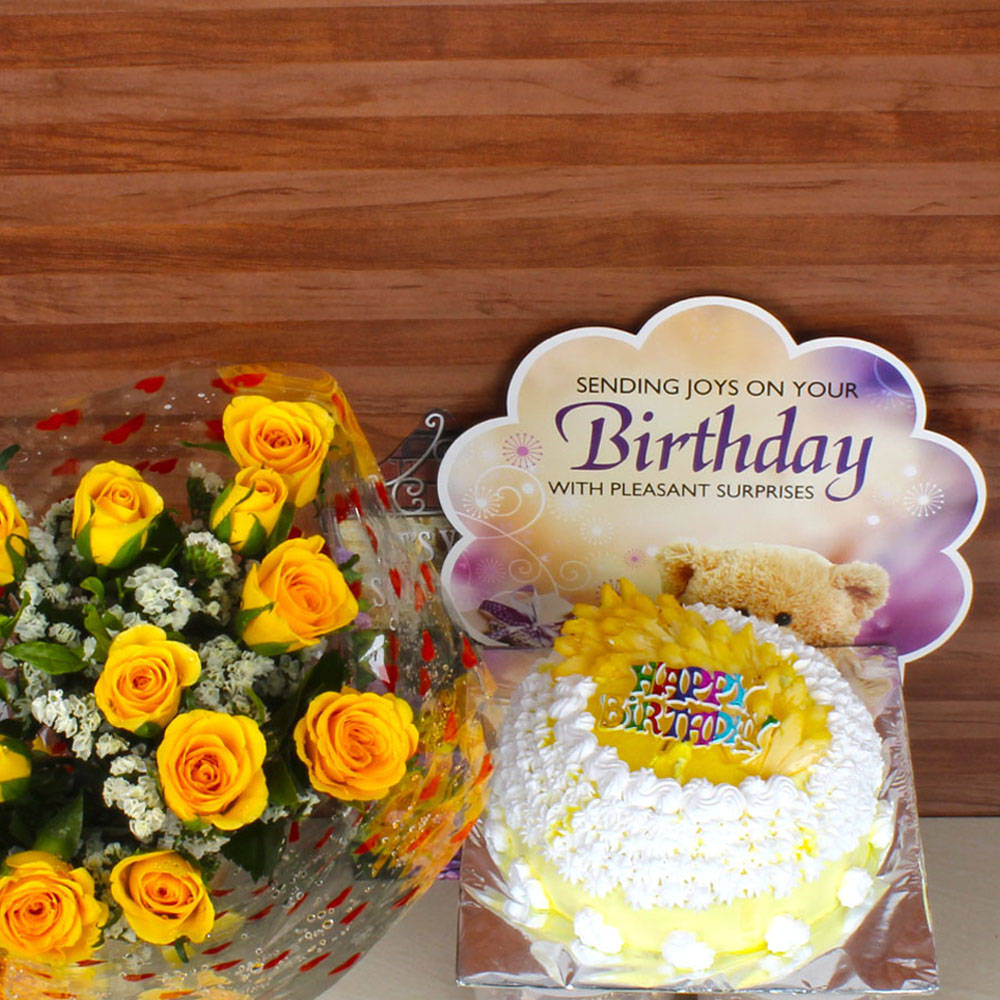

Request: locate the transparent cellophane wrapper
(0, 363), (497, 1000)
(458, 645), (937, 1000)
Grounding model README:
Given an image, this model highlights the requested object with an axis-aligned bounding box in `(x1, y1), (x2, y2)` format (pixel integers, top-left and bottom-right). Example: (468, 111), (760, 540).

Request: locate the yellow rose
(157, 710), (267, 831)
(294, 688), (418, 801)
(209, 466), (288, 554)
(0, 483), (29, 587)
(238, 536), (358, 654)
(109, 850), (214, 946)
(71, 461), (164, 568)
(0, 851), (108, 965)
(0, 736), (31, 803)
(222, 395), (336, 507)
(94, 625), (201, 734)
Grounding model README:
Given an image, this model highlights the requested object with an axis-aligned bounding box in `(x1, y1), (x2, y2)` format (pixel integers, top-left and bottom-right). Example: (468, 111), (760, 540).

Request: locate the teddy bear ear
(830, 561), (890, 619)
(656, 541), (702, 594)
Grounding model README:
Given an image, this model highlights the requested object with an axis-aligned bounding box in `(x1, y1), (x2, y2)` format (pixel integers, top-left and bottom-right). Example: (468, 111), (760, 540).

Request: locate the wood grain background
(1, 0), (997, 814)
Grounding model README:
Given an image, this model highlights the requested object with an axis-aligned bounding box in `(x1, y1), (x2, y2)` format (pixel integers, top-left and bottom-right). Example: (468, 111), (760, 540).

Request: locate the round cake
(482, 579), (893, 988)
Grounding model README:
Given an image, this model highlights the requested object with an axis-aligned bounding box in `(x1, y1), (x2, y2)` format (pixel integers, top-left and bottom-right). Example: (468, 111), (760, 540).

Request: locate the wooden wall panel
(1, 0), (998, 814)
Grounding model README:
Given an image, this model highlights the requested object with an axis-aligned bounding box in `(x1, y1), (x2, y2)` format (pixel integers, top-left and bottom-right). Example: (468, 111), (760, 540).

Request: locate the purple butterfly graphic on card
(477, 585), (572, 647)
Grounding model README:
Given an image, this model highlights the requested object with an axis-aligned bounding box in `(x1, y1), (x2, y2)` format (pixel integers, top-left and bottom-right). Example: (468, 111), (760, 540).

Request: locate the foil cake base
(457, 645), (938, 999)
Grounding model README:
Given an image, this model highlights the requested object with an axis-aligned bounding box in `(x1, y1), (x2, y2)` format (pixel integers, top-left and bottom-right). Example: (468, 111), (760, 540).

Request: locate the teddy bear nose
(775, 612), (793, 627)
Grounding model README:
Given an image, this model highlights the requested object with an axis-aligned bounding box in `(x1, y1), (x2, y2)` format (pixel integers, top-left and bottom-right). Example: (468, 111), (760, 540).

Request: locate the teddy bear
(656, 541), (890, 647)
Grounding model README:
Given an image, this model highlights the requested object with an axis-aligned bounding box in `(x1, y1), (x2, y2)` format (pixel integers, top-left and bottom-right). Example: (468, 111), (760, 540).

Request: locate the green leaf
(103, 529), (146, 571)
(181, 440), (232, 457)
(0, 734), (31, 761)
(83, 604), (113, 659)
(234, 602), (273, 639)
(337, 551), (361, 578)
(33, 793), (83, 861)
(142, 512), (183, 569)
(134, 721), (163, 740)
(0, 614), (17, 642)
(221, 821), (287, 883)
(210, 510), (233, 545)
(74, 519), (95, 563)
(244, 641), (292, 658)
(80, 577), (106, 605)
(267, 503), (296, 550)
(5, 641), (86, 675)
(264, 758), (299, 809)
(4, 537), (26, 583)
(244, 686), (268, 725)
(0, 777), (30, 804)
(239, 517), (268, 558)
(8, 810), (32, 850)
(302, 649), (349, 703)
(0, 444), (20, 472)
(101, 610), (125, 632)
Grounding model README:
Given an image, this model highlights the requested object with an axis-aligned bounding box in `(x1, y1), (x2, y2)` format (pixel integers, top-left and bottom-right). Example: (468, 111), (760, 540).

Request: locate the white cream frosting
(765, 914), (812, 954)
(488, 604), (886, 913)
(837, 867), (874, 908)
(661, 930), (715, 971)
(573, 907), (624, 955)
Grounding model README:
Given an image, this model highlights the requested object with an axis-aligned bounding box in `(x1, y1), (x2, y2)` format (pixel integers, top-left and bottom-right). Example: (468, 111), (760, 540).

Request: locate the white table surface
(323, 817), (999, 1000)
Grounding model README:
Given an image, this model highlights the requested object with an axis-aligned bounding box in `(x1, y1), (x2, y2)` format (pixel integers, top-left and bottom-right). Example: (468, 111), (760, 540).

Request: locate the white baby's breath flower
(25, 563), (72, 607)
(46, 582), (73, 608)
(40, 498), (75, 557)
(261, 804), (291, 824)
(193, 634), (288, 717)
(15, 606), (48, 641)
(109, 753), (147, 776)
(95, 732), (130, 758)
(102, 770), (166, 843)
(81, 837), (129, 898)
(25, 563), (53, 589)
(31, 689), (101, 759)
(158, 813), (228, 859)
(125, 564), (206, 631)
(185, 531), (239, 578)
(14, 578), (49, 641)
(11, 665), (51, 724)
(28, 525), (60, 573)
(125, 565), (176, 615)
(32, 690), (70, 731)
(48, 621), (81, 645)
(188, 461), (225, 493)
(41, 497), (73, 532)
(295, 787), (323, 817)
(260, 653), (305, 699)
(130, 809), (167, 842)
(193, 681), (222, 711)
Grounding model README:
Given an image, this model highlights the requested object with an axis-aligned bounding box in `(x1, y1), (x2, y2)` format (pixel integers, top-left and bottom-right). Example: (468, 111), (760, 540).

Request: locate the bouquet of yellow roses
(0, 365), (493, 999)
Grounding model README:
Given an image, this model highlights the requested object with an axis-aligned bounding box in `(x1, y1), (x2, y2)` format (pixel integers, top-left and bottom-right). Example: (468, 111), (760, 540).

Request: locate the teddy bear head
(656, 541), (890, 647)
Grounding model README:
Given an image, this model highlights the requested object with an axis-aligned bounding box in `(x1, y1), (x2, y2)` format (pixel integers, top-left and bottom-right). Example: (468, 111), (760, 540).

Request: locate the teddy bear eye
(774, 612), (793, 627)
(736, 607), (750, 617)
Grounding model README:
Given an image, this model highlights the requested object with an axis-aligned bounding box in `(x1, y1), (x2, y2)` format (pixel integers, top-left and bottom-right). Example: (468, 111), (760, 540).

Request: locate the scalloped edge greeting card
(438, 297), (985, 667)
